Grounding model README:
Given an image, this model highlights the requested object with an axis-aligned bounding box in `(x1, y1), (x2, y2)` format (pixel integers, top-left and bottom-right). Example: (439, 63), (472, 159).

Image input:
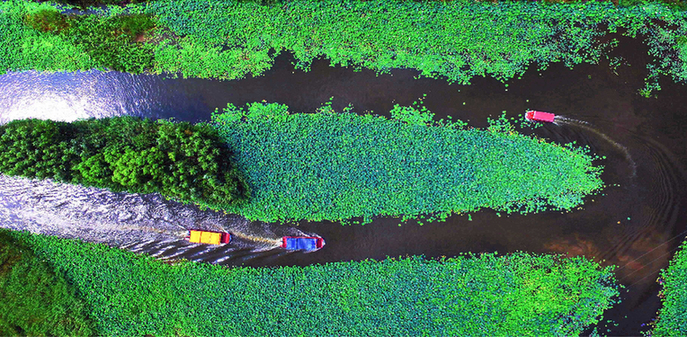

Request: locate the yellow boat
(188, 230), (231, 245)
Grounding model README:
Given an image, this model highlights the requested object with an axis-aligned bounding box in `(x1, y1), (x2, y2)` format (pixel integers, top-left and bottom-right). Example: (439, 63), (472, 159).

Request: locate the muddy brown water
(1, 32), (686, 335)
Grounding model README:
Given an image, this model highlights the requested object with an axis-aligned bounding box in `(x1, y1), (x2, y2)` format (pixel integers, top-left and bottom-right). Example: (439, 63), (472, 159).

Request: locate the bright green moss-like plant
(211, 102), (603, 224)
(0, 229), (95, 336)
(47, 0), (150, 10)
(647, 239), (687, 336)
(15, 230), (620, 336)
(49, 13), (157, 73)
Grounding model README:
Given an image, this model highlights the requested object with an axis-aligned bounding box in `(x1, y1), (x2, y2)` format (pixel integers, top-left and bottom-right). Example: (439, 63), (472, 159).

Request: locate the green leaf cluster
(211, 102), (603, 224)
(15, 230), (620, 336)
(0, 2), (94, 72)
(648, 239), (687, 336)
(0, 117), (249, 207)
(1, 1), (156, 73)
(0, 229), (95, 336)
(48, 0), (150, 10)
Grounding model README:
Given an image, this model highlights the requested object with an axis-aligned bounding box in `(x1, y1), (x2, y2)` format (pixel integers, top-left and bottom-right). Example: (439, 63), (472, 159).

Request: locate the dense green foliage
(24, 8), (156, 73)
(649, 239), (687, 336)
(0, 2), (93, 72)
(36, 0), (149, 10)
(0, 229), (94, 336)
(0, 117), (248, 207)
(1, 2), (155, 73)
(12, 230), (620, 336)
(144, 0), (687, 97)
(211, 102), (603, 224)
(2, 0), (686, 96)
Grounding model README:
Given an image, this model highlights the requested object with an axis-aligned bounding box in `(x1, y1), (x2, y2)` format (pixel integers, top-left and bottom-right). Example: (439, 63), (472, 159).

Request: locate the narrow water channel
(0, 32), (685, 335)
(0, 174), (320, 264)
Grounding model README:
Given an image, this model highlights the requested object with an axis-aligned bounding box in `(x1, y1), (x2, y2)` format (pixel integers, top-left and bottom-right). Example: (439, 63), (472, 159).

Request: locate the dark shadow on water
(1, 30), (686, 335)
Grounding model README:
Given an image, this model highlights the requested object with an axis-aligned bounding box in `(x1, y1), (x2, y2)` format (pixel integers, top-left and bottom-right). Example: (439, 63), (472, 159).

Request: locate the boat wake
(554, 116), (637, 178)
(0, 175), (318, 264)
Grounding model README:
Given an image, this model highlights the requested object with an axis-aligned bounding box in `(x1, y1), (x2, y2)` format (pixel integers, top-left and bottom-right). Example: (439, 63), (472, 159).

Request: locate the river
(0, 31), (685, 335)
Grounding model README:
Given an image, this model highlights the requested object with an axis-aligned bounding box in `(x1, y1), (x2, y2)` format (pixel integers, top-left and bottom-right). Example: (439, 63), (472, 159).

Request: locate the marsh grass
(63, 14), (157, 73)
(35, 0), (149, 9)
(3, 2), (158, 73)
(23, 8), (72, 33)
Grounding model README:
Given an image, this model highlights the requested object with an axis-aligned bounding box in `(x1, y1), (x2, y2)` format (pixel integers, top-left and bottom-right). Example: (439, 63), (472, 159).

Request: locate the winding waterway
(0, 32), (686, 335)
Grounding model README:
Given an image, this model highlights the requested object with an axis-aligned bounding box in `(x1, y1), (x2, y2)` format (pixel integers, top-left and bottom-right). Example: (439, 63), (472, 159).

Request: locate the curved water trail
(596, 134), (683, 279)
(614, 134), (686, 287)
(541, 117), (685, 295)
(0, 174), (320, 264)
(554, 115), (637, 178)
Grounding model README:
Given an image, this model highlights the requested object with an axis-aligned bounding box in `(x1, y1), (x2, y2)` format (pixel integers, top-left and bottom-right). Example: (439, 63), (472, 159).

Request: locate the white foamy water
(0, 174), (318, 263)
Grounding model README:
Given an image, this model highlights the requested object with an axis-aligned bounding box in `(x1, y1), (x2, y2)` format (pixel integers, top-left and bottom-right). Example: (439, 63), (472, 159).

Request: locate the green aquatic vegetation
(14, 230), (620, 336)
(0, 2), (94, 72)
(211, 102), (603, 224)
(0, 229), (95, 336)
(0, 1), (156, 73)
(139, 0), (687, 95)
(648, 239), (687, 336)
(44, 0), (150, 10)
(3, 0), (687, 95)
(24, 8), (72, 33)
(0, 117), (249, 208)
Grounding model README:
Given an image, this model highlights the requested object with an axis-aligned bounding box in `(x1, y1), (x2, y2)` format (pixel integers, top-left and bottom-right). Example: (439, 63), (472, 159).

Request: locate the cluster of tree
(0, 117), (249, 207)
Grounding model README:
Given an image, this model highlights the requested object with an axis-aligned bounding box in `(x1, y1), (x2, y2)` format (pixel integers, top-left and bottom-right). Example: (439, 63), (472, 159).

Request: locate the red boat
(525, 110), (556, 123)
(281, 236), (325, 251)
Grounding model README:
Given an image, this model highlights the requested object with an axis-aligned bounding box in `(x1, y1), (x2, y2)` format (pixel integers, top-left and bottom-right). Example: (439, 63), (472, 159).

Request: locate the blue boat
(281, 236), (325, 251)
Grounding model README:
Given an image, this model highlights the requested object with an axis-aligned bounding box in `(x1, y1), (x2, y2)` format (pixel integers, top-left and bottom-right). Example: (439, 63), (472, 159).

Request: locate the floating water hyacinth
(16, 229), (620, 336)
(211, 101), (604, 224)
(2, 0), (686, 96)
(651, 239), (687, 335)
